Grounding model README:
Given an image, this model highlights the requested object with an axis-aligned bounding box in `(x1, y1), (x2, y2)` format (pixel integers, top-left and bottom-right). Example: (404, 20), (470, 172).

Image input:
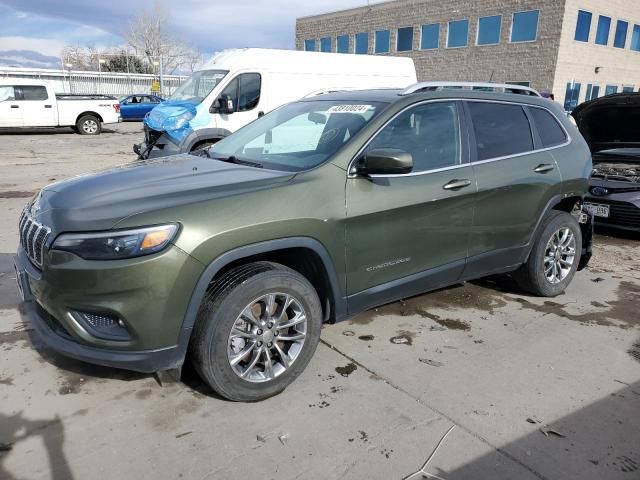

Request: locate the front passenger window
(366, 102), (460, 172)
(218, 73), (262, 112)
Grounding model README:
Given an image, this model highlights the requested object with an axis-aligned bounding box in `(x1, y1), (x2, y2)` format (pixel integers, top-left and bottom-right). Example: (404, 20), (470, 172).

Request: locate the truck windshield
(209, 100), (386, 171)
(170, 70), (228, 102)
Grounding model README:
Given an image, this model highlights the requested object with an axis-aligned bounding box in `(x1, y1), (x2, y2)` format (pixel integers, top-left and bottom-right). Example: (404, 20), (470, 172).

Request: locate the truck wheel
(190, 141), (215, 153)
(515, 211), (582, 297)
(76, 115), (101, 135)
(191, 262), (322, 401)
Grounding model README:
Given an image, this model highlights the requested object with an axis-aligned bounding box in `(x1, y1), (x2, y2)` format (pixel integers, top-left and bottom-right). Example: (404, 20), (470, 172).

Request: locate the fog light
(72, 310), (132, 341)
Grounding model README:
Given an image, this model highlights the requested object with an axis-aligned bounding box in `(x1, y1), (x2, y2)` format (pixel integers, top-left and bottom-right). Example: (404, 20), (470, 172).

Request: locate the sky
(0, 0), (379, 68)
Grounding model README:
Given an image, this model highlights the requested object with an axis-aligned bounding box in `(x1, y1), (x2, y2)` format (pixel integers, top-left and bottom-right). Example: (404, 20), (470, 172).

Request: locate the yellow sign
(151, 80), (160, 93)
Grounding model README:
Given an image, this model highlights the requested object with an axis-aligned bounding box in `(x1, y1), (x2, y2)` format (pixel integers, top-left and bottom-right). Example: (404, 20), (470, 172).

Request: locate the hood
(572, 93), (640, 152)
(144, 99), (206, 143)
(34, 155), (294, 232)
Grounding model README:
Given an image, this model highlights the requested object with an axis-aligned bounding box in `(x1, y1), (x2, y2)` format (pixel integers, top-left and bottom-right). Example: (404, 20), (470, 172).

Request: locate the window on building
(320, 37), (331, 52)
(304, 39), (316, 51)
(613, 20), (628, 48)
(529, 107), (567, 148)
(622, 86), (635, 93)
(511, 10), (539, 42)
(595, 16), (611, 45)
(375, 30), (390, 53)
(448, 19), (469, 47)
(468, 102), (533, 160)
(585, 84), (600, 101)
(564, 82), (581, 111)
(574, 10), (592, 42)
(397, 26), (414, 51)
(632, 25), (640, 51)
(477, 15), (502, 45)
(337, 35), (349, 53)
(421, 23), (440, 49)
(367, 102), (460, 172)
(355, 32), (369, 54)
(605, 85), (618, 96)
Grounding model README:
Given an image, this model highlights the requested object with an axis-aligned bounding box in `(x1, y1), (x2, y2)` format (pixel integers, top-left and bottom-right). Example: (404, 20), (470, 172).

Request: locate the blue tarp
(144, 99), (209, 144)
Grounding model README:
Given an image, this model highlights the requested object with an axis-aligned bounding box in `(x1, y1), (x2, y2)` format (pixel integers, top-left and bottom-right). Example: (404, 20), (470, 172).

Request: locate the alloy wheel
(543, 227), (576, 284)
(227, 292), (307, 382)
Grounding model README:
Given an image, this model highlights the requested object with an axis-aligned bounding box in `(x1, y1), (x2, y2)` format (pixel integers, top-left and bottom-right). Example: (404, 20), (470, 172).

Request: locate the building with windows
(296, 0), (640, 110)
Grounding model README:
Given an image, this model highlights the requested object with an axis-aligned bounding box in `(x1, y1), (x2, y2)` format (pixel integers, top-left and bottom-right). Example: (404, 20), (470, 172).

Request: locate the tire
(76, 115), (101, 135)
(191, 262), (322, 401)
(515, 211), (582, 297)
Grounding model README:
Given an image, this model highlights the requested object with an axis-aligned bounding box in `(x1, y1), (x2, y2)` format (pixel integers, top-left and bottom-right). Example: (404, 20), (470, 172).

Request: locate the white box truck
(134, 48), (417, 159)
(0, 79), (121, 134)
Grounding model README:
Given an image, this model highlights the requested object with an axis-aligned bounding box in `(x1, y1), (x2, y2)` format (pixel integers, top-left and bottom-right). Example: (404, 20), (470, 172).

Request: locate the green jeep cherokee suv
(15, 86), (592, 401)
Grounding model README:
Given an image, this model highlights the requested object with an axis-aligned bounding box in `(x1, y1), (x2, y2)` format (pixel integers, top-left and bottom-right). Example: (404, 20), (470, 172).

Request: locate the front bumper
(14, 244), (203, 372)
(584, 196), (640, 232)
(134, 128), (182, 160)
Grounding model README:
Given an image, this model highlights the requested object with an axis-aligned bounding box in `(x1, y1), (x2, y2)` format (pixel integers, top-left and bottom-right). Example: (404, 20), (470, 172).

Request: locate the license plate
(14, 263), (27, 302)
(584, 203), (610, 218)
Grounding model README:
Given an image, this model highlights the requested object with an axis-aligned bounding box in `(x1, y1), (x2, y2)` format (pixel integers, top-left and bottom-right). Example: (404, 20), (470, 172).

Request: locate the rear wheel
(191, 262), (322, 401)
(76, 115), (101, 135)
(515, 211), (582, 297)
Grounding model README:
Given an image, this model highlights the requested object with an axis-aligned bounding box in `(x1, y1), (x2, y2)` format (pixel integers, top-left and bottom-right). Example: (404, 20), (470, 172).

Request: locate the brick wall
(296, 0), (567, 93)
(554, 0), (640, 108)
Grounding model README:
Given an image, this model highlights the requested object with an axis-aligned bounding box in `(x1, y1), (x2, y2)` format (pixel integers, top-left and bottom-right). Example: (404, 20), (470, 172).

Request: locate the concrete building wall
(553, 0), (640, 108)
(296, 0), (566, 93)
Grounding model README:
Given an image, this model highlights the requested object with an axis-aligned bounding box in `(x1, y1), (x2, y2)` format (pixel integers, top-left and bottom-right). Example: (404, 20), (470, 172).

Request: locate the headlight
(52, 224), (179, 260)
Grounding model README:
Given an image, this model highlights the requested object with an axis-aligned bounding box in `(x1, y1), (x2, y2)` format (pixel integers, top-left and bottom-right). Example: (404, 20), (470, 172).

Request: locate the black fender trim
(522, 194), (566, 263)
(173, 237), (346, 363)
(180, 128), (232, 152)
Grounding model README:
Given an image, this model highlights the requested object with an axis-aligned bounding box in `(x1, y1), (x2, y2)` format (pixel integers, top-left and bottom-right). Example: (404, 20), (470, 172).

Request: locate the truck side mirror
(217, 95), (234, 114)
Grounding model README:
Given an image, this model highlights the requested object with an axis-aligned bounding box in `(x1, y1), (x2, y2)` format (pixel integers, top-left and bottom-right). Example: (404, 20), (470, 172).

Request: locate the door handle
(258, 111), (265, 118)
(443, 179), (472, 190)
(534, 163), (555, 173)
(10, 105), (19, 109)
(44, 105), (52, 108)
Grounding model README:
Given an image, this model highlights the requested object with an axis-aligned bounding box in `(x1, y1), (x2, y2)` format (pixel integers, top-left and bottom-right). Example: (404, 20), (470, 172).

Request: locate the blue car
(119, 94), (163, 121)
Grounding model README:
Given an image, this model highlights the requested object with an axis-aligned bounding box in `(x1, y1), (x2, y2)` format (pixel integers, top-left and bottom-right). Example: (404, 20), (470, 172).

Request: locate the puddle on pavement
(389, 330), (415, 345)
(335, 362), (357, 377)
(516, 281), (640, 329)
(350, 281), (509, 326)
(0, 190), (35, 198)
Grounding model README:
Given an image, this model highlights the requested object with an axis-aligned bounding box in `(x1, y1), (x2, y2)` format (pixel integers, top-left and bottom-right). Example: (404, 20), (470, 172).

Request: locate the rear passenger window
(367, 102), (460, 172)
(468, 102), (533, 160)
(20, 86), (48, 101)
(529, 107), (567, 147)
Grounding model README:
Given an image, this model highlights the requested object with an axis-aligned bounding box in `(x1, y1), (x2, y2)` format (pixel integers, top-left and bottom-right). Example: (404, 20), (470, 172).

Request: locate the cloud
(0, 0), (382, 55)
(0, 36), (66, 57)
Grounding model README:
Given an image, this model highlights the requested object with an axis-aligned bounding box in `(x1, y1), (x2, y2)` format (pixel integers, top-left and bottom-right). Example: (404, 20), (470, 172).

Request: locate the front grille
(82, 312), (118, 329)
(18, 210), (51, 268)
(591, 200), (640, 228)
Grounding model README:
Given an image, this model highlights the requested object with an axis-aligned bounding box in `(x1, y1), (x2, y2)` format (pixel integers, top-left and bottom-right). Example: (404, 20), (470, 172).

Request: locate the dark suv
(14, 85), (593, 401)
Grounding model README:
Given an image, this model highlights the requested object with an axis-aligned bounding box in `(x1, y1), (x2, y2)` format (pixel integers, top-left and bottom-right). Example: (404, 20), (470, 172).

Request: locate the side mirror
(216, 95), (234, 114)
(354, 148), (413, 176)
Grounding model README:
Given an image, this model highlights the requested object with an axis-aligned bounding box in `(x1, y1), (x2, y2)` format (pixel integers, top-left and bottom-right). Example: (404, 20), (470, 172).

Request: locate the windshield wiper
(199, 151), (263, 168)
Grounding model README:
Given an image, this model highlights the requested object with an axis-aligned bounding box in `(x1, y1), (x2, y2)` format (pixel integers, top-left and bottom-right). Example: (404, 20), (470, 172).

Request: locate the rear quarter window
(20, 85), (48, 101)
(468, 102), (533, 160)
(529, 107), (567, 148)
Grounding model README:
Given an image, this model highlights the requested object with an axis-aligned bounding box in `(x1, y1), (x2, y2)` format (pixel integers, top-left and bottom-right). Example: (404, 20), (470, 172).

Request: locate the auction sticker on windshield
(327, 105), (374, 114)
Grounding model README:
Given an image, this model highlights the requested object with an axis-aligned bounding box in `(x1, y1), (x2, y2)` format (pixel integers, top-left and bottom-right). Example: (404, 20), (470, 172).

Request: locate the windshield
(170, 70), (228, 102)
(209, 100), (386, 171)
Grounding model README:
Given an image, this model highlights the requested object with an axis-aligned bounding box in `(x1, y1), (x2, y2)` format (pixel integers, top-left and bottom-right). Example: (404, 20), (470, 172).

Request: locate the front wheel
(515, 211), (582, 297)
(190, 262), (322, 401)
(76, 115), (101, 135)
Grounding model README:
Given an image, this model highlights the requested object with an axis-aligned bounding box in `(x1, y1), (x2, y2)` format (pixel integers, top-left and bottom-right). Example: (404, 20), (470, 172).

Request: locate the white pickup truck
(0, 79), (121, 134)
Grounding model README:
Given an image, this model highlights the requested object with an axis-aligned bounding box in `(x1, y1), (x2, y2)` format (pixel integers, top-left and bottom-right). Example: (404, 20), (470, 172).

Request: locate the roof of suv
(304, 88), (559, 110)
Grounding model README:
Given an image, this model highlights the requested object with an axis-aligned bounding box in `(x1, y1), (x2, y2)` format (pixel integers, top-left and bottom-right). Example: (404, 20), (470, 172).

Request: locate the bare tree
(125, 3), (202, 74)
